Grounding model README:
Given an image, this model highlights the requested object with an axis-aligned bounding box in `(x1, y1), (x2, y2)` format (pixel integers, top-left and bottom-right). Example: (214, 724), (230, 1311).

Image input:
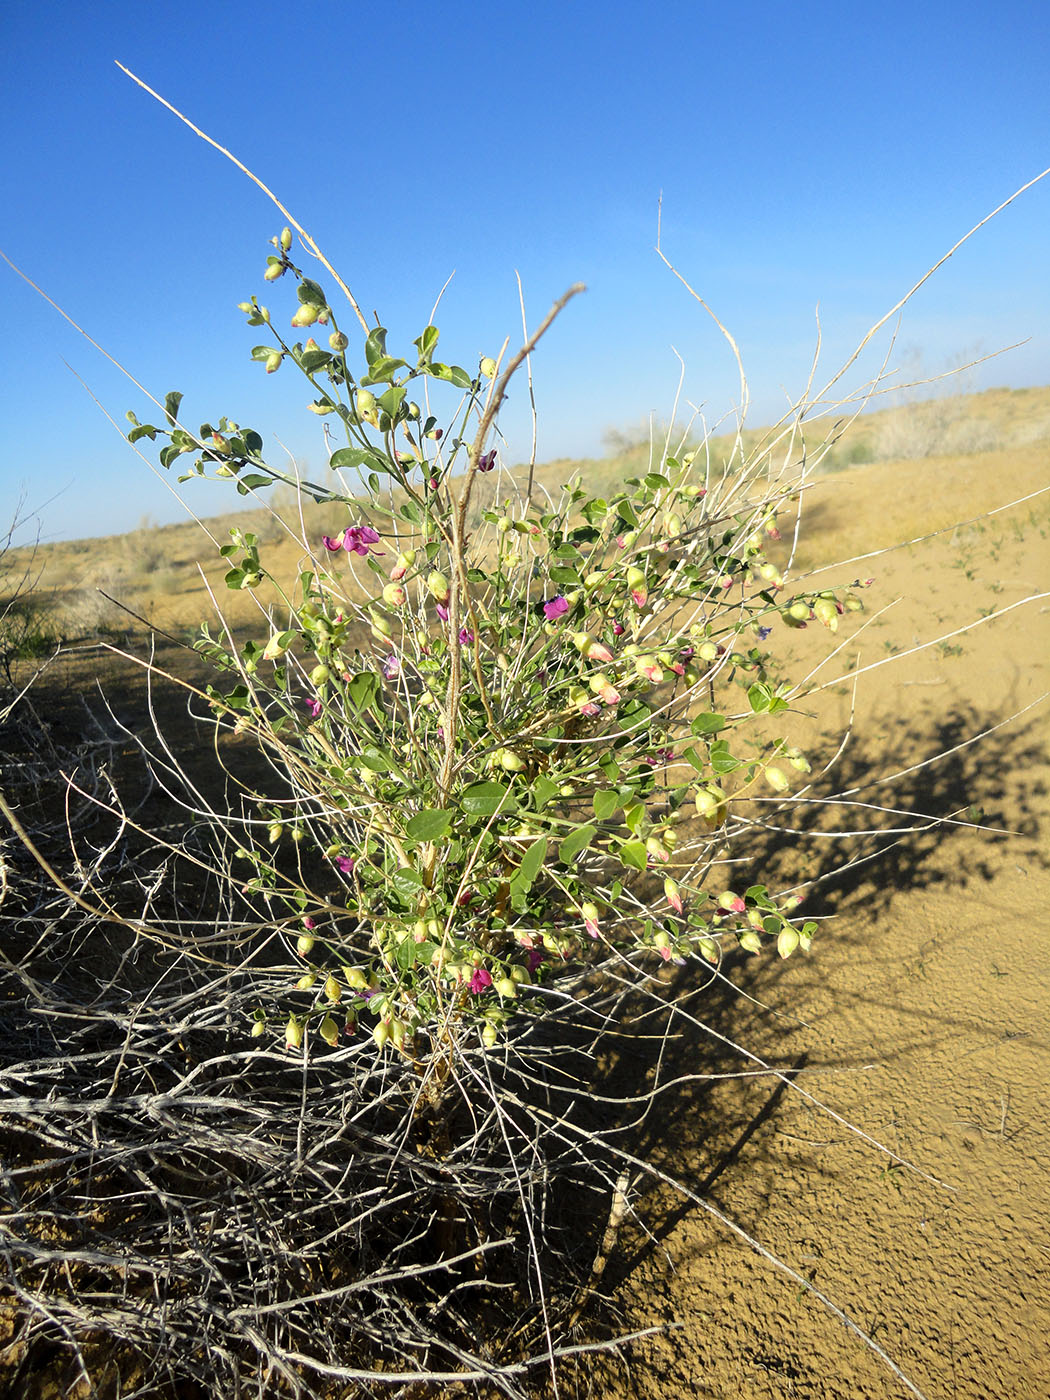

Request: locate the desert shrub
(4, 79), (1047, 1400)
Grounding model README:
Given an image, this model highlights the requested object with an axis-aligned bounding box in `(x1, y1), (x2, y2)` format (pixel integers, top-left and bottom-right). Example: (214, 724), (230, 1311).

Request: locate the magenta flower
(611, 620), (625, 636)
(435, 603), (450, 622)
(321, 534), (344, 552)
(469, 967), (493, 994)
(302, 696), (323, 720)
(458, 627), (474, 645)
(477, 449), (497, 473)
(344, 525), (382, 556)
(382, 653), (400, 679)
(334, 855), (355, 875)
(543, 595), (570, 621)
(525, 947), (546, 973)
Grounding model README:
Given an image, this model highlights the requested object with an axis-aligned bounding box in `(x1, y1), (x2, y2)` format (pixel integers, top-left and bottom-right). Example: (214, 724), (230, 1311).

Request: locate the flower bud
(318, 1013), (340, 1046)
(739, 930), (762, 954)
(328, 330), (349, 352)
(764, 765), (790, 793)
(323, 974), (342, 1003)
(342, 966), (370, 991)
(479, 356), (497, 379)
(718, 891), (746, 914)
(814, 597), (839, 631)
(310, 663), (331, 685)
(777, 927), (800, 959)
(356, 389), (377, 415)
(268, 823), (284, 844)
(426, 571), (450, 603)
(279, 226), (293, 251)
(498, 748), (527, 772)
(382, 582), (407, 608)
(495, 976), (517, 1000)
(291, 303), (322, 327)
(286, 1015), (304, 1049)
(264, 261), (285, 282)
(296, 934), (315, 957)
(698, 937), (719, 963)
(263, 351), (283, 374)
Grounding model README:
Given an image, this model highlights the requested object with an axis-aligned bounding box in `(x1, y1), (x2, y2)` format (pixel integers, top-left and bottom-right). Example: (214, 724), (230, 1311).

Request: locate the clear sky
(1, 0), (1048, 542)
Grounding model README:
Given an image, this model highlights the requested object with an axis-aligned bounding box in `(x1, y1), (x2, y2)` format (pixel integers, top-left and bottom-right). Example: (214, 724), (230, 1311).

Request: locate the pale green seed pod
(777, 927), (800, 959)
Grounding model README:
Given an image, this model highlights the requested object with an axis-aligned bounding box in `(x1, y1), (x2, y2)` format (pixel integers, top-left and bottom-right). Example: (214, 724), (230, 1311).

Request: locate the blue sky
(1, 0), (1048, 542)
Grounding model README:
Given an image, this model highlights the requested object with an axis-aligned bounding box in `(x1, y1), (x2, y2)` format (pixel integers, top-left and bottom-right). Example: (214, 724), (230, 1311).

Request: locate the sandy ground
(596, 449), (1050, 1400)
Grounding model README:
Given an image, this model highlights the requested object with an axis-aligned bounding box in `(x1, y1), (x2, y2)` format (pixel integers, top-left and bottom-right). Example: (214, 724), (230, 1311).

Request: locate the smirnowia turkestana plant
(125, 228), (869, 1081)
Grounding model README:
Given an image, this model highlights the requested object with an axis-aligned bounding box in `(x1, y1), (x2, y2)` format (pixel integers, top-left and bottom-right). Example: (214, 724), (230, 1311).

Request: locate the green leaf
(515, 835), (548, 892)
(364, 326), (389, 366)
(622, 801), (645, 834)
(430, 363), (473, 390)
(395, 938), (420, 971)
(709, 739), (743, 775)
(360, 354), (407, 384)
(615, 499), (639, 528)
(346, 672), (380, 713)
(128, 424), (157, 443)
(593, 789), (619, 821)
(406, 809), (453, 841)
(298, 278), (327, 308)
(414, 325), (440, 362)
(299, 349), (332, 374)
(329, 447), (391, 474)
(390, 867), (424, 899)
(531, 775), (559, 810)
(163, 390), (183, 427)
(618, 839), (648, 871)
(644, 473), (670, 489)
(690, 712), (726, 736)
(559, 823), (597, 864)
(398, 499), (422, 524)
(549, 565), (581, 586)
(237, 473), (273, 492)
(359, 745), (391, 772)
(461, 781), (516, 817)
(748, 682), (788, 714)
(377, 386), (406, 418)
(682, 747), (707, 776)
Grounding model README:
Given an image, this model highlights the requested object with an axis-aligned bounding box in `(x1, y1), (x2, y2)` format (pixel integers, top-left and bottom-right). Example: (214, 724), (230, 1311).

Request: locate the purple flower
(611, 620), (626, 636)
(477, 449), (497, 473)
(343, 525), (382, 557)
(382, 653), (400, 679)
(302, 696), (323, 720)
(757, 625), (772, 641)
(321, 535), (344, 552)
(543, 595), (569, 621)
(469, 968), (493, 994)
(525, 948), (546, 973)
(458, 627), (475, 645)
(435, 603), (449, 622)
(334, 855), (355, 875)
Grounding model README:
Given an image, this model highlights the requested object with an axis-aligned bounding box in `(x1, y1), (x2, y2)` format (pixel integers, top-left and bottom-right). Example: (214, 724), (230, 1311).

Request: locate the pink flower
(302, 697), (323, 720)
(435, 603), (449, 622)
(382, 654), (400, 679)
(579, 701), (602, 718)
(321, 535), (344, 552)
(477, 449), (497, 472)
(469, 967), (493, 994)
(458, 627), (474, 645)
(543, 595), (569, 621)
(344, 525), (382, 556)
(611, 620), (625, 636)
(334, 855), (355, 875)
(583, 639), (615, 663)
(525, 947), (546, 973)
